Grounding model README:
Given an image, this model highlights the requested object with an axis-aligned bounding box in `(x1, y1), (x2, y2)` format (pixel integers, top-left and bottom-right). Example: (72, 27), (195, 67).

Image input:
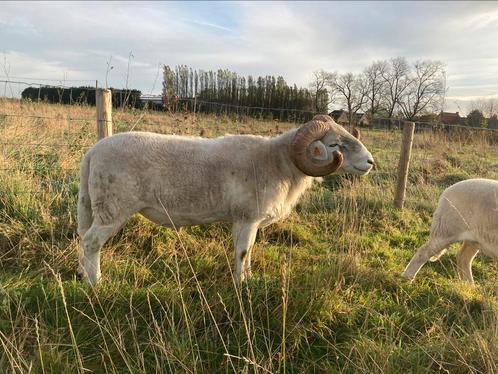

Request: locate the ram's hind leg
(456, 241), (479, 283)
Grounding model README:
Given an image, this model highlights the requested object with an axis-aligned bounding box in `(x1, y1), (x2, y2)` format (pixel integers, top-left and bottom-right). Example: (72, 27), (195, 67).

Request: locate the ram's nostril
(367, 159), (374, 165)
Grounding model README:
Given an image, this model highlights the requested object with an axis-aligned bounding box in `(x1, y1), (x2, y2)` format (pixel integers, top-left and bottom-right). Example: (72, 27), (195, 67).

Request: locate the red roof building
(438, 111), (462, 125)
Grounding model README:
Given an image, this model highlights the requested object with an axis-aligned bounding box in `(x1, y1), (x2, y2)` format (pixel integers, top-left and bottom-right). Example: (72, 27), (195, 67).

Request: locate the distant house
(419, 113), (437, 123)
(438, 111), (462, 125)
(329, 110), (349, 125)
(354, 113), (369, 126)
(329, 110), (369, 126)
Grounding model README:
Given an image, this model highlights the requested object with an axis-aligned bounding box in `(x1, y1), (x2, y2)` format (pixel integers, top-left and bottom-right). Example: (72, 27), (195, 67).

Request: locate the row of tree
(162, 65), (327, 122)
(21, 86), (143, 109)
(309, 58), (448, 127)
(162, 59), (450, 126)
(467, 108), (498, 129)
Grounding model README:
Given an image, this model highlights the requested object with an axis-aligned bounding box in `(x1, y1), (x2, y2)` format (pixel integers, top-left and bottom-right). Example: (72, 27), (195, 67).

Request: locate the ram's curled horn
(291, 120), (343, 177)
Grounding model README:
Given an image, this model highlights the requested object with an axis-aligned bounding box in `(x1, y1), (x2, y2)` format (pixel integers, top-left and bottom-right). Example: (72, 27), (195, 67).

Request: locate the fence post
(96, 88), (113, 140)
(394, 121), (415, 209)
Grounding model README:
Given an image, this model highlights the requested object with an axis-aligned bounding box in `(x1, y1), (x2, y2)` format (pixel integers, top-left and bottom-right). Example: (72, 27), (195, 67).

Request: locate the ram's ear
(309, 140), (328, 161)
(352, 128), (361, 140)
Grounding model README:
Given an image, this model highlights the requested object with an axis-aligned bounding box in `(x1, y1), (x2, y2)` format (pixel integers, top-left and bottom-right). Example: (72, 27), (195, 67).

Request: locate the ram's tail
(77, 154), (92, 238)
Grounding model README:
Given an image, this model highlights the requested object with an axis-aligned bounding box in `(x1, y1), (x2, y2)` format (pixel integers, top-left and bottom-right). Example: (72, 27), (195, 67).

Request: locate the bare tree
(56, 72), (67, 104)
(122, 51), (134, 109)
(2, 53), (13, 97)
(439, 70), (448, 113)
(398, 60), (445, 120)
(105, 55), (114, 89)
(309, 69), (335, 113)
(469, 97), (498, 118)
(381, 57), (411, 118)
(364, 60), (387, 119)
(331, 72), (368, 130)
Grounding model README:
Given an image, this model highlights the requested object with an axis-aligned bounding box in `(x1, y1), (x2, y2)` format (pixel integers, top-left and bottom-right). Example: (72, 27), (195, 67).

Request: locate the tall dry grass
(1, 98), (498, 373)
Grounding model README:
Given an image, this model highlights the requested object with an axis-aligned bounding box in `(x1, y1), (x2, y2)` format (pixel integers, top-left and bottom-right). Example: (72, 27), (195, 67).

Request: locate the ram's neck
(268, 130), (315, 200)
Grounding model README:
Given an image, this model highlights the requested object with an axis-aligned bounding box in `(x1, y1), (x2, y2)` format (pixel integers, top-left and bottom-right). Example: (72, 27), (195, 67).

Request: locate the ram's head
(291, 115), (374, 177)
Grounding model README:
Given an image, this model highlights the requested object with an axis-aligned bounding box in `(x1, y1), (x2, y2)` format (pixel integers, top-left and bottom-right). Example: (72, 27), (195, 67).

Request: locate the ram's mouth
(353, 166), (371, 172)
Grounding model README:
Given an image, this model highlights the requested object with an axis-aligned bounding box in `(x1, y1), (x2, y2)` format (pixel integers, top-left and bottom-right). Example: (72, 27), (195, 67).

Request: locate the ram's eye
(328, 144), (339, 148)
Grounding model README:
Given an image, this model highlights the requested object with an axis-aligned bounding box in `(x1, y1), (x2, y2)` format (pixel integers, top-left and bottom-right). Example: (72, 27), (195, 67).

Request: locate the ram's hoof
(400, 270), (412, 279)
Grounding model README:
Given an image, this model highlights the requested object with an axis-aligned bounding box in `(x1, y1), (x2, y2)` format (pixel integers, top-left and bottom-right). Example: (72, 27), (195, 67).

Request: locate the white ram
(402, 178), (498, 283)
(77, 115), (374, 284)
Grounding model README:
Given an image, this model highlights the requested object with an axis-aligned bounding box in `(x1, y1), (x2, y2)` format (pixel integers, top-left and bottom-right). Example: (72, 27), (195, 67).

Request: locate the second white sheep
(402, 178), (498, 283)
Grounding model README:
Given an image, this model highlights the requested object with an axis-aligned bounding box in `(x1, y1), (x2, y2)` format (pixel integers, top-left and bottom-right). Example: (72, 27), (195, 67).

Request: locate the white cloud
(0, 50), (92, 81)
(0, 0), (497, 113)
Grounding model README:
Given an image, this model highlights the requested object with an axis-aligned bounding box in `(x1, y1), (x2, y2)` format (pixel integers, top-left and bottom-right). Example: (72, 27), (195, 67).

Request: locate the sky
(1, 1), (498, 113)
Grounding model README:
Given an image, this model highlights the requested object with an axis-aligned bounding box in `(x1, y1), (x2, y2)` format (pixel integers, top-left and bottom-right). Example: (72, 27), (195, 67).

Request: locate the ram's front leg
(232, 221), (259, 283)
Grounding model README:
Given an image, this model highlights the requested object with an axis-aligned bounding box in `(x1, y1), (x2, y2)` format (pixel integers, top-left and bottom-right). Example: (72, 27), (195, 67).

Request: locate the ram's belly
(139, 206), (227, 227)
(473, 230), (498, 259)
(141, 178), (232, 227)
(259, 204), (292, 228)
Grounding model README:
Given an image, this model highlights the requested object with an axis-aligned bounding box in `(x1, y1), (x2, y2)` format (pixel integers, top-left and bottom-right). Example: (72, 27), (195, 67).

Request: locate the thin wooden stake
(394, 121), (415, 209)
(96, 88), (113, 140)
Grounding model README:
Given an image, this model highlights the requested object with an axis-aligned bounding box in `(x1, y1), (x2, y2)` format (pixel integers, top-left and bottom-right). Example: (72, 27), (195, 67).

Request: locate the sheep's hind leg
(456, 241), (479, 283)
(402, 237), (453, 280)
(232, 221), (259, 283)
(81, 223), (115, 285)
(81, 211), (135, 285)
(77, 196), (94, 279)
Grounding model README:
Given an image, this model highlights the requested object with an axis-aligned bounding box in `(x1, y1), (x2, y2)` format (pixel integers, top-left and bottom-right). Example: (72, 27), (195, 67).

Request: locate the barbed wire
(2, 78), (498, 132)
(176, 98), (319, 115)
(0, 168), (80, 171)
(436, 123), (498, 132)
(0, 112), (94, 121)
(0, 76), (95, 82)
(364, 119), (498, 133)
(0, 142), (91, 148)
(0, 79), (135, 94)
(1, 79), (93, 90)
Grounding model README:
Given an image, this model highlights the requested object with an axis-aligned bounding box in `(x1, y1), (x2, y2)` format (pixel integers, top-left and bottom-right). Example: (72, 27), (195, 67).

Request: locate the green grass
(1, 99), (498, 373)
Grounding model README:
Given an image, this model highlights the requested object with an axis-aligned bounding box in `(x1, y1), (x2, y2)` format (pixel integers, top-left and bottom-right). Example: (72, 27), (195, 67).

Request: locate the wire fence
(2, 75), (498, 131)
(0, 106), (399, 199)
(372, 117), (498, 133)
(0, 78), (134, 94)
(178, 97), (318, 114)
(1, 77), (143, 111)
(1, 76), (498, 201)
(0, 113), (94, 121)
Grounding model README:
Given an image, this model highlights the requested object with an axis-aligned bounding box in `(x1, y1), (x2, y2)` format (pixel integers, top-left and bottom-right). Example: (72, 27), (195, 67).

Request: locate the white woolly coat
(80, 130), (315, 229)
(432, 178), (498, 257)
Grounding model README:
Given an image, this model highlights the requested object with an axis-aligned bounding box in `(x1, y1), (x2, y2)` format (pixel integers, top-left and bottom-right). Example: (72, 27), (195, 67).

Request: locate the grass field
(1, 98), (498, 373)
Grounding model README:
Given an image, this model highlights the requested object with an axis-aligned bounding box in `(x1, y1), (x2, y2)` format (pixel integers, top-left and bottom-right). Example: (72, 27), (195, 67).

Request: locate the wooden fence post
(96, 88), (113, 140)
(394, 121), (415, 209)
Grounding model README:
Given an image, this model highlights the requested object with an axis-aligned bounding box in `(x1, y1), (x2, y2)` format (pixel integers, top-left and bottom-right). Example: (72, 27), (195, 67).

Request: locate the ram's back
(83, 131), (282, 226)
